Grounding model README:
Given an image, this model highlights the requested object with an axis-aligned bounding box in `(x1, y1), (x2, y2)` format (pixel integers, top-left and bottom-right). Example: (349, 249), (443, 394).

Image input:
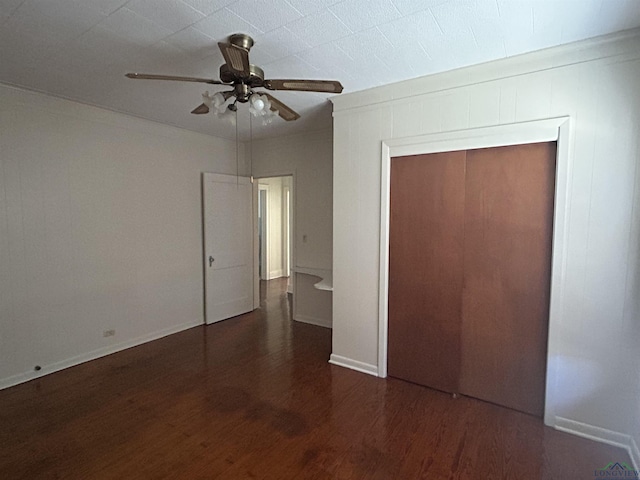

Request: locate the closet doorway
(387, 142), (556, 417)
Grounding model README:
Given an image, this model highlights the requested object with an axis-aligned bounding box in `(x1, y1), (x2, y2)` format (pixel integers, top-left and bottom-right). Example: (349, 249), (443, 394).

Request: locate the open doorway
(257, 176), (293, 294)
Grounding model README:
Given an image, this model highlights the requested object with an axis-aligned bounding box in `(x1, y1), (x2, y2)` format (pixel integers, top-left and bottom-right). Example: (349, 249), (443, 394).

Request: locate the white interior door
(203, 173), (254, 324)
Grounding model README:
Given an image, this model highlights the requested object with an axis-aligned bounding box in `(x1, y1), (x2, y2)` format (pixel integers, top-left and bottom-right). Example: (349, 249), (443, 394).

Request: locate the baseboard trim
(555, 417), (639, 470)
(329, 354), (378, 377)
(294, 314), (332, 329)
(0, 319), (202, 391)
(268, 269), (285, 280)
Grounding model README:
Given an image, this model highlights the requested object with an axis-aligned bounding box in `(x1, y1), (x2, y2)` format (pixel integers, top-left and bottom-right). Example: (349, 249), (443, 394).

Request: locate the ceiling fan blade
(263, 93), (300, 122)
(263, 79), (343, 94)
(218, 42), (250, 77)
(191, 103), (210, 115)
(126, 73), (224, 85)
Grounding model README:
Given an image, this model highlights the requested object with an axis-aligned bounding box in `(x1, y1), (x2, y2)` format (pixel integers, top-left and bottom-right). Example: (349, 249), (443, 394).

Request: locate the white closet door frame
(378, 117), (572, 428)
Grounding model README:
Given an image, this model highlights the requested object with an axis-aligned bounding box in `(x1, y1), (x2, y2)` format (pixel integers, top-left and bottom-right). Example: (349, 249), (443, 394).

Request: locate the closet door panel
(388, 152), (466, 393)
(460, 142), (556, 416)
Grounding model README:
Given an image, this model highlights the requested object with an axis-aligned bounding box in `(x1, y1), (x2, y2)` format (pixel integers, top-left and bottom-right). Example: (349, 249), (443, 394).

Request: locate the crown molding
(332, 28), (640, 113)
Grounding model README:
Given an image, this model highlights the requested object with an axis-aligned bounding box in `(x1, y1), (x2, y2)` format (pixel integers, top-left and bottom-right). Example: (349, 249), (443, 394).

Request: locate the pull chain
(235, 107), (239, 186)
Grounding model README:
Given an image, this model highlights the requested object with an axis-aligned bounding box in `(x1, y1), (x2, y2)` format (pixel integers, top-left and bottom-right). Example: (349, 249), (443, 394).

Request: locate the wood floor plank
(0, 279), (631, 479)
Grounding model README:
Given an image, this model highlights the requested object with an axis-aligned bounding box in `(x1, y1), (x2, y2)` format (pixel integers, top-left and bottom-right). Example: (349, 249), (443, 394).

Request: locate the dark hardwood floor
(0, 278), (631, 479)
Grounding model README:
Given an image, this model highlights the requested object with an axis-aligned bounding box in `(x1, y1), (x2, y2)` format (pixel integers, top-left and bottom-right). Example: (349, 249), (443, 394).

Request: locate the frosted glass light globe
(250, 94), (265, 111)
(212, 92), (225, 107)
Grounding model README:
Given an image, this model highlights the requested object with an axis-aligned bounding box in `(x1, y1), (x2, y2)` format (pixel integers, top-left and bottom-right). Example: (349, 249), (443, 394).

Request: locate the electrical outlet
(103, 329), (115, 337)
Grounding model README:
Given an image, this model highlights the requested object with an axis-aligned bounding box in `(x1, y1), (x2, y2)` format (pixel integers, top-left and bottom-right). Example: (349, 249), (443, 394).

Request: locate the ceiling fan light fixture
(215, 107), (236, 126)
(259, 107), (279, 126)
(212, 92), (226, 107)
(126, 34), (342, 124)
(202, 91), (230, 114)
(202, 91), (212, 108)
(249, 93), (275, 118)
(249, 93), (265, 112)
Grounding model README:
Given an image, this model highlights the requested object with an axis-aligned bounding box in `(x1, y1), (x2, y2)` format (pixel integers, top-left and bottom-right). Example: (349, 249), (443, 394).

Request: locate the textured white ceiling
(1, 0), (640, 140)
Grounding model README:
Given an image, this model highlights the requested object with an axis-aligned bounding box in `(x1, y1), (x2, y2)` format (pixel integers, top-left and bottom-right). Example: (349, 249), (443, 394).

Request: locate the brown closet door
(460, 142), (556, 416)
(388, 152), (466, 393)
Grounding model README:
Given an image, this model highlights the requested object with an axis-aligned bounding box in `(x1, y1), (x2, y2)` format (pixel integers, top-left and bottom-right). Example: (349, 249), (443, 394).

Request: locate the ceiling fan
(126, 33), (344, 123)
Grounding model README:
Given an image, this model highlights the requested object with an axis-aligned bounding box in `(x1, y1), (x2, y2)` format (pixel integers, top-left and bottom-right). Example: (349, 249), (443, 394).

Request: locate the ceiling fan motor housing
(219, 64), (264, 86)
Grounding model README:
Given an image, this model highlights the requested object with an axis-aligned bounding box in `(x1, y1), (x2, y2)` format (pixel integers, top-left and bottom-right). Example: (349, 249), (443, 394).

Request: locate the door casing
(258, 185), (269, 280)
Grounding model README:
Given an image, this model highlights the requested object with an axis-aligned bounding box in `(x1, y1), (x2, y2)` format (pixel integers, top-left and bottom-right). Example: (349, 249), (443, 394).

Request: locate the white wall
(0, 84), (245, 389)
(634, 319), (640, 464)
(251, 129), (333, 327)
(633, 215), (640, 462)
(331, 30), (640, 463)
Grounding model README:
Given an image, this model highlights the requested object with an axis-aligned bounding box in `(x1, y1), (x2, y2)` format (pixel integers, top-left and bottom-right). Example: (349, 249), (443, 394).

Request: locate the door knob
(209, 256), (214, 267)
